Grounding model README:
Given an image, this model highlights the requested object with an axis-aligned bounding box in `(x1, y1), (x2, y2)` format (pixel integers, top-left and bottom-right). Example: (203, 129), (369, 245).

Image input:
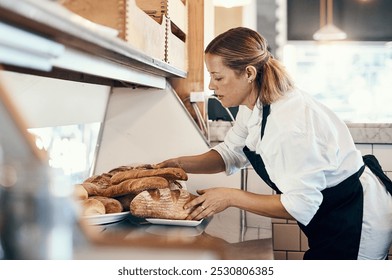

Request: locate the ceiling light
(313, 24), (347, 40)
(313, 0), (347, 41)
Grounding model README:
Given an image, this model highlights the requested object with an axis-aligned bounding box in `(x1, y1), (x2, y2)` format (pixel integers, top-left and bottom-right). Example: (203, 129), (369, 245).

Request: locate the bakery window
(283, 41), (392, 123)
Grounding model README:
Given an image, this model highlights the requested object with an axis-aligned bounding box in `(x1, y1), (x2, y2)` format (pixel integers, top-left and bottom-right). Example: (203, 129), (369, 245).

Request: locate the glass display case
(27, 123), (101, 185)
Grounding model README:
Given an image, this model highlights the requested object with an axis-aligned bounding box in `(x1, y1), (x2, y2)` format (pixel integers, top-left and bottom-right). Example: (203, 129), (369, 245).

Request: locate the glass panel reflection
(27, 122), (101, 185)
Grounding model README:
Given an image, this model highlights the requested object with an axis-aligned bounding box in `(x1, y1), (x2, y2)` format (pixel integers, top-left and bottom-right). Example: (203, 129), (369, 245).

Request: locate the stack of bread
(73, 164), (198, 220)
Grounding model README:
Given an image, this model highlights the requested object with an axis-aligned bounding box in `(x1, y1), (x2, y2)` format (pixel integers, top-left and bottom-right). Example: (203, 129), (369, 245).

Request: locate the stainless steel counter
(74, 208), (273, 260)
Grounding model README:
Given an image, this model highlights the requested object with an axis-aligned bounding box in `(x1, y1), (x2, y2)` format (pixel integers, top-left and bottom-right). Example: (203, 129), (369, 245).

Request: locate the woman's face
(205, 53), (256, 109)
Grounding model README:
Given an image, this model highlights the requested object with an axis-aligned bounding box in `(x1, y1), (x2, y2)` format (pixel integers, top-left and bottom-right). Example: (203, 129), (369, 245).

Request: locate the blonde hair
(205, 27), (294, 105)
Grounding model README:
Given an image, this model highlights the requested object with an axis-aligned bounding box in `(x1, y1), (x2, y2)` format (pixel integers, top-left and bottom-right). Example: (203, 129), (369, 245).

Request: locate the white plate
(145, 218), (203, 227)
(83, 211), (130, 225)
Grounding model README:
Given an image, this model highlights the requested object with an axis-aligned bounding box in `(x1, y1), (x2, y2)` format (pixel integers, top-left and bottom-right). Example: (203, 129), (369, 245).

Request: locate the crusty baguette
(82, 176), (169, 197)
(91, 196), (123, 214)
(108, 164), (154, 174)
(82, 198), (105, 216)
(81, 182), (106, 196)
(84, 173), (112, 186)
(110, 167), (188, 184)
(107, 176), (170, 197)
(130, 188), (198, 220)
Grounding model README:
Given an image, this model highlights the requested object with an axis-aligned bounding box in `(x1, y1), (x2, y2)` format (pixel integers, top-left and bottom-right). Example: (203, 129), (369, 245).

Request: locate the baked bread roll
(130, 188), (198, 220)
(82, 176), (169, 197)
(73, 184), (88, 200)
(110, 167), (188, 185)
(91, 196), (123, 214)
(82, 198), (105, 216)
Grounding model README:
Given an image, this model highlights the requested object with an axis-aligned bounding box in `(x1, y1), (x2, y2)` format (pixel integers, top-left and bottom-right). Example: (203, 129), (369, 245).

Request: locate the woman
(157, 27), (392, 260)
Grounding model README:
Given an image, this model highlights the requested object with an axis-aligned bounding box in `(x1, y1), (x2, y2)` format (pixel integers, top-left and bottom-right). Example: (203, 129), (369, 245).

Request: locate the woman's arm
(184, 187), (295, 221)
(231, 190), (294, 220)
(156, 149), (226, 174)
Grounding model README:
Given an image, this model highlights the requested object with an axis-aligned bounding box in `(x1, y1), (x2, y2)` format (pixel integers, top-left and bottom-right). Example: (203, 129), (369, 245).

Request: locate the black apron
(243, 105), (365, 260)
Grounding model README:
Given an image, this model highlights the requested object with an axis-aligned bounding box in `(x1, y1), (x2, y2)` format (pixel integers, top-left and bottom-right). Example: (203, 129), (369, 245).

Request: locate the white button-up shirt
(212, 88), (392, 259)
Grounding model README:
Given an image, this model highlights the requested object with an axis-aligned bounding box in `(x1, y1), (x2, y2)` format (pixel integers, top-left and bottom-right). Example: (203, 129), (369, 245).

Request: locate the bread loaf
(115, 193), (137, 211)
(110, 167), (188, 185)
(82, 198), (106, 216)
(91, 196), (123, 214)
(130, 188), (198, 220)
(82, 176), (169, 197)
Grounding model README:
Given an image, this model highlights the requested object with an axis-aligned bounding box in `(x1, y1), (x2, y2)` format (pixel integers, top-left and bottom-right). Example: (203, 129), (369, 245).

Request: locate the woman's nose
(208, 79), (215, 90)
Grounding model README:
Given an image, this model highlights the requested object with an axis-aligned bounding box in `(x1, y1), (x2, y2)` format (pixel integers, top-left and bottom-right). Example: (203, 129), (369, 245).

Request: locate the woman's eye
(215, 77), (222, 81)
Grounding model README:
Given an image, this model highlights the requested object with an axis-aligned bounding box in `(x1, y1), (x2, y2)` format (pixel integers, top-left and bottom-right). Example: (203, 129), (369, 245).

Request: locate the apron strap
(363, 154), (392, 195)
(261, 104), (270, 139)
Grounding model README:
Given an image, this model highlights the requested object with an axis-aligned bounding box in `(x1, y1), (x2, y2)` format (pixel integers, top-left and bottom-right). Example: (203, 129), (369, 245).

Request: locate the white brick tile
(355, 144), (372, 155)
(271, 218), (288, 224)
(287, 251), (305, 260)
(245, 168), (273, 195)
(246, 212), (272, 230)
(273, 251), (287, 260)
(386, 172), (392, 181)
(373, 144), (392, 171)
(273, 224), (300, 251)
(300, 231), (309, 252)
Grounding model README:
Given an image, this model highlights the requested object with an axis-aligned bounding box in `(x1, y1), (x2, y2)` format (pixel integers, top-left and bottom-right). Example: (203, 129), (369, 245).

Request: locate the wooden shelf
(134, 0), (188, 72)
(0, 0), (186, 88)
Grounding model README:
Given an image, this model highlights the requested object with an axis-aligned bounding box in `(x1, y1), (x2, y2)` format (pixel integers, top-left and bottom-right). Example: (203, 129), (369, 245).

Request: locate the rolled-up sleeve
(212, 106), (251, 175)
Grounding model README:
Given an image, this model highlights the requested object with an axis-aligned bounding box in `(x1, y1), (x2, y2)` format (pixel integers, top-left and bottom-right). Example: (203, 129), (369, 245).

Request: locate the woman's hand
(155, 150), (226, 174)
(184, 187), (235, 220)
(154, 158), (181, 169)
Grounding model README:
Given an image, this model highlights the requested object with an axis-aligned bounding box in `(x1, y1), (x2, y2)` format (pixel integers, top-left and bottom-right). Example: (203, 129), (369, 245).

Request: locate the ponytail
(261, 57), (294, 104)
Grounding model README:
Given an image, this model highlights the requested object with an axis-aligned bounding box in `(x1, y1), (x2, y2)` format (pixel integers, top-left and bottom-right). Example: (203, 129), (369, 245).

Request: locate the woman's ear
(245, 66), (257, 83)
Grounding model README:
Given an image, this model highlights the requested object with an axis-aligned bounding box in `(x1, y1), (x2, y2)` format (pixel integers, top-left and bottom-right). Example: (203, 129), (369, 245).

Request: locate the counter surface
(209, 120), (392, 145)
(74, 208), (273, 260)
(346, 123), (392, 144)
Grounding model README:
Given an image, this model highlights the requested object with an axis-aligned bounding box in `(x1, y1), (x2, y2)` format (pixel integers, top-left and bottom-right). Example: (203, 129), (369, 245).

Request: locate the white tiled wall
(272, 143), (392, 260)
(244, 168), (273, 238)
